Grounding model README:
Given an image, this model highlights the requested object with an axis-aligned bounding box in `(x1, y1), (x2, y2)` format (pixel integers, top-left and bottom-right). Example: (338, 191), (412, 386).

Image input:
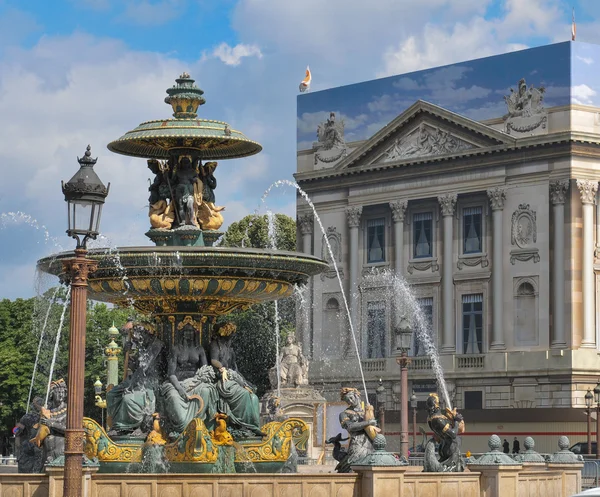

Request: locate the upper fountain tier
(107, 73), (262, 160)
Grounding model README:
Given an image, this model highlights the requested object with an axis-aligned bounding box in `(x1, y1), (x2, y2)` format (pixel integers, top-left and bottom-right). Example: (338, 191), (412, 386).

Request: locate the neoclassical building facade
(295, 42), (600, 452)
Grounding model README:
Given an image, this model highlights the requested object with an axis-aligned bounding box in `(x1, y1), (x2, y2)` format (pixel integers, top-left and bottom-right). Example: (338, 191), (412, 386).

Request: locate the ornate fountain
(37, 73), (328, 473)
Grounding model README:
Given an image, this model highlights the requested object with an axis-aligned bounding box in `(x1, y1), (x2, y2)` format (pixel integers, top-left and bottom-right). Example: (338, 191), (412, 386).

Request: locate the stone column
(438, 194), (457, 353)
(297, 213), (314, 357)
(389, 200), (408, 278)
(550, 180), (570, 348)
(297, 213), (314, 255)
(487, 187), (506, 350)
(577, 180), (598, 347)
(346, 206), (362, 345)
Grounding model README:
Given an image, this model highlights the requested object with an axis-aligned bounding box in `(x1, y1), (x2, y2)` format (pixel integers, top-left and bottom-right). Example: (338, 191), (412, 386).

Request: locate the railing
(0, 457), (16, 466)
(582, 460), (600, 489)
(410, 357), (432, 370)
(456, 355), (485, 369)
(361, 359), (386, 372)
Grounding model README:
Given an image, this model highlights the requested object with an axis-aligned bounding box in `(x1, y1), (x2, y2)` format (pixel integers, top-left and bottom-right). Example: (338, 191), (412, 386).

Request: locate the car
(570, 488), (600, 496)
(570, 442), (597, 455)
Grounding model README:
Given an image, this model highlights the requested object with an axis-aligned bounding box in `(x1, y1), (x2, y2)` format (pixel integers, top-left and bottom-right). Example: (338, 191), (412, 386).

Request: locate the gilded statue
(194, 162), (225, 230)
(148, 159), (176, 229)
(423, 393), (465, 472)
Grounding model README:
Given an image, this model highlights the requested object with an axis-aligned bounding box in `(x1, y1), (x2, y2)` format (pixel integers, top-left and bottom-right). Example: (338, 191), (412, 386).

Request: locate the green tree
(220, 214), (297, 397)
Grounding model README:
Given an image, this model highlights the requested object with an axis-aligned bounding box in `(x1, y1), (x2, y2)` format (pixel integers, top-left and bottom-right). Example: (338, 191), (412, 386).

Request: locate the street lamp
(393, 315), (413, 460)
(376, 378), (386, 434)
(594, 381), (600, 460)
(94, 377), (106, 429)
(61, 145), (109, 497)
(586, 388), (594, 456)
(410, 391), (418, 454)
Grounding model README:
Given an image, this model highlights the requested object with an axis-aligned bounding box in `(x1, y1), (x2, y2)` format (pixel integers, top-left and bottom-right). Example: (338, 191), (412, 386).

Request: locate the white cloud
(210, 43), (263, 66)
(572, 84), (597, 105)
(577, 55), (594, 65)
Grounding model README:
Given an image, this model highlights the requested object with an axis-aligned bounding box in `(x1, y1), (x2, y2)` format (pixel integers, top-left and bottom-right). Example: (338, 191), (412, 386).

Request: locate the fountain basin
(37, 246), (328, 316)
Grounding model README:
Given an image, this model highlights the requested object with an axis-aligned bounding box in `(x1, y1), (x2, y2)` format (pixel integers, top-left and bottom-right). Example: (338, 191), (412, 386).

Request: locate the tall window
(413, 212), (433, 258)
(463, 206), (482, 254)
(412, 297), (433, 356)
(367, 218), (385, 263)
(366, 301), (386, 358)
(462, 294), (483, 354)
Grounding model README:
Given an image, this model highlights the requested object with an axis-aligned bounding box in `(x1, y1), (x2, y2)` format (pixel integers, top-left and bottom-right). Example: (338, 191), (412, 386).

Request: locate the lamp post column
(410, 392), (417, 453)
(396, 352), (410, 460)
(62, 249), (97, 497)
(589, 408), (593, 455)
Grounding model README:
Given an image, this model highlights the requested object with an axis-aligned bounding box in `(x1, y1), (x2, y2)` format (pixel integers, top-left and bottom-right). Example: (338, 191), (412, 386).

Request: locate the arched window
(322, 297), (342, 358)
(514, 279), (538, 346)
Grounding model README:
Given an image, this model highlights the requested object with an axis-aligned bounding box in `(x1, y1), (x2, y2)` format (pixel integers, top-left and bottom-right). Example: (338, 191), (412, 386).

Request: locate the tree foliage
(220, 213), (297, 396)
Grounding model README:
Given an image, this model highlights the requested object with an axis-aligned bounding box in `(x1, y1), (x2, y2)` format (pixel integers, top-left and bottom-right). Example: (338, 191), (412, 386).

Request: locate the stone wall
(0, 463), (582, 497)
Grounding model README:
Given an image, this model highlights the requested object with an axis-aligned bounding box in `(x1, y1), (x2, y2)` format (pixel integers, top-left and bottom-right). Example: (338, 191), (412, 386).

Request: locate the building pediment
(334, 100), (516, 171)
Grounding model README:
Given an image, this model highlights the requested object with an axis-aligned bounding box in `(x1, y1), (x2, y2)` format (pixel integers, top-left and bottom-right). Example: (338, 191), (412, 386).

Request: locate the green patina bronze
(36, 72), (327, 474)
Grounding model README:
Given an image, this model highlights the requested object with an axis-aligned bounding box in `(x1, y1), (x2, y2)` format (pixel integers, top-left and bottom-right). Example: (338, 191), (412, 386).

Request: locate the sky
(0, 0), (598, 299)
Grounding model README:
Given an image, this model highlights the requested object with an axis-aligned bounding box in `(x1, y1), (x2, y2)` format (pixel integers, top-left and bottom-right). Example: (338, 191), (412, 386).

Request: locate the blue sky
(0, 0), (598, 298)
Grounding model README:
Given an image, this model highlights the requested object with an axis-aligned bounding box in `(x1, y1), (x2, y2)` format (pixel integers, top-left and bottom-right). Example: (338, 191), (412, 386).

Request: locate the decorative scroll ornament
(345, 206), (362, 228)
(457, 255), (489, 270)
(487, 187), (506, 211)
(577, 179), (598, 205)
(511, 204), (537, 248)
(297, 213), (314, 236)
(314, 112), (347, 165)
(503, 78), (547, 134)
(61, 255), (99, 286)
(176, 315), (204, 332)
(550, 180), (570, 205)
(389, 200), (408, 223)
(381, 123), (474, 162)
(438, 193), (457, 217)
(407, 259), (439, 274)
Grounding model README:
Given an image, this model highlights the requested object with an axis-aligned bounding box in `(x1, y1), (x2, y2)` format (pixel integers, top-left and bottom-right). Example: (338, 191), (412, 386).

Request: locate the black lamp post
(376, 378), (386, 434)
(410, 391), (418, 454)
(594, 381), (600, 460)
(61, 145), (109, 497)
(586, 388), (594, 456)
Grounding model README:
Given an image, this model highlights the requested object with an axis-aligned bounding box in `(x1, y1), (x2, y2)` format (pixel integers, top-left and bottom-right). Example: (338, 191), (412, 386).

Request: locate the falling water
(44, 286), (71, 407)
(261, 180), (369, 403)
(0, 211), (63, 250)
(362, 269), (452, 409)
(266, 210), (282, 398)
(27, 286), (62, 413)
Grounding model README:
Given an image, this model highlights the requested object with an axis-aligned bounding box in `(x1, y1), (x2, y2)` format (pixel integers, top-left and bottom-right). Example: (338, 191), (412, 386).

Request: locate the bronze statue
(195, 161), (225, 230)
(14, 397), (44, 473)
(334, 387), (380, 473)
(172, 156), (199, 226)
(209, 322), (238, 371)
(31, 379), (67, 464)
(423, 393), (465, 472)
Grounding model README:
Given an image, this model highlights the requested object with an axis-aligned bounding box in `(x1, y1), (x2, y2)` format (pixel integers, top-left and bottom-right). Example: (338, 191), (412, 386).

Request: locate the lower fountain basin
(37, 246), (328, 315)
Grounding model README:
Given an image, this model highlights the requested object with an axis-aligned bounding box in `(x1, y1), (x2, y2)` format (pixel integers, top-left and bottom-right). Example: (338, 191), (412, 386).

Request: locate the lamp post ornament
(586, 388), (593, 456)
(61, 145), (109, 497)
(594, 382), (600, 460)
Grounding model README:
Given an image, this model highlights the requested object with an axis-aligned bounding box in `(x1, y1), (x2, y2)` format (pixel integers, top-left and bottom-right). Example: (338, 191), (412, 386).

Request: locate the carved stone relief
(457, 255), (489, 270)
(503, 78), (547, 134)
(297, 213), (314, 236)
(549, 180), (569, 205)
(379, 123), (475, 162)
(510, 203), (539, 264)
(407, 259), (439, 274)
(313, 112), (347, 166)
(345, 206), (362, 228)
(321, 227), (344, 281)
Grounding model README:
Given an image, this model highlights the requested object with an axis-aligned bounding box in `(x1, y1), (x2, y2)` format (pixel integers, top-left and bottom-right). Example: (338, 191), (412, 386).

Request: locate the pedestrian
(513, 437), (520, 454)
(503, 439), (510, 454)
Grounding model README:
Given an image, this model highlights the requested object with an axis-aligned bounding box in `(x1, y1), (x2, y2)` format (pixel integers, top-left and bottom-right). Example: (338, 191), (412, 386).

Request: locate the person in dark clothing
(503, 439), (510, 454)
(512, 437), (520, 454)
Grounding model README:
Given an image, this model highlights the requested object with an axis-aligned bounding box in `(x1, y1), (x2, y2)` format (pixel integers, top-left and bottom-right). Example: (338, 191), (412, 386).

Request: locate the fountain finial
(165, 73), (206, 119)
